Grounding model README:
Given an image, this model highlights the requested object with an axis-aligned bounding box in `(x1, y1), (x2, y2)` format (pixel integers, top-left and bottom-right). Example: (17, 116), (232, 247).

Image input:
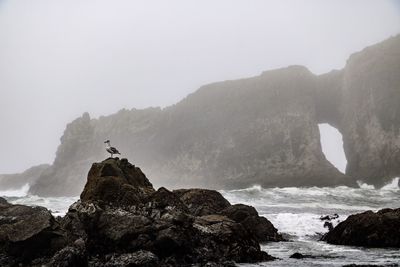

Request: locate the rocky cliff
(0, 158), (281, 266)
(3, 35), (400, 196)
(0, 164), (49, 190)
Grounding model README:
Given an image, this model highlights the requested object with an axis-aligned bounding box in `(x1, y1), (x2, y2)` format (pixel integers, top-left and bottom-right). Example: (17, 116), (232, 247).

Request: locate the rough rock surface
(80, 158), (155, 206)
(173, 189), (231, 216)
(0, 158), (281, 266)
(220, 204), (283, 242)
(69, 158), (276, 266)
(317, 35), (400, 186)
(0, 164), (49, 190)
(61, 158), (276, 265)
(0, 200), (65, 264)
(322, 208), (400, 247)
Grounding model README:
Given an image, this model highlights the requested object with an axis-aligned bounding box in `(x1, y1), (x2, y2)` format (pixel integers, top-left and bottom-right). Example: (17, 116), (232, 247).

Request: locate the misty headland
(1, 34), (400, 266)
(1, 1), (400, 265)
(1, 34), (400, 197)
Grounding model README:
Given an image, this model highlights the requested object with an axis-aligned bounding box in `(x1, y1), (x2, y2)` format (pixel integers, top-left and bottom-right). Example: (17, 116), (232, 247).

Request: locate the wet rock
(62, 158), (276, 265)
(50, 245), (87, 267)
(80, 158), (154, 206)
(173, 189), (231, 216)
(0, 201), (65, 263)
(320, 214), (339, 221)
(146, 187), (188, 212)
(220, 204), (283, 242)
(0, 197), (8, 205)
(290, 252), (306, 259)
(322, 208), (400, 247)
(102, 250), (159, 267)
(323, 221), (334, 231)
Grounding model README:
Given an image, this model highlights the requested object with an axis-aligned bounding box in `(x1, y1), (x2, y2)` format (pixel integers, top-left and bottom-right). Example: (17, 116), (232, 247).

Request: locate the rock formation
(0, 164), (49, 190)
(2, 35), (399, 196)
(317, 35), (400, 187)
(322, 208), (400, 247)
(0, 198), (65, 265)
(0, 158), (282, 266)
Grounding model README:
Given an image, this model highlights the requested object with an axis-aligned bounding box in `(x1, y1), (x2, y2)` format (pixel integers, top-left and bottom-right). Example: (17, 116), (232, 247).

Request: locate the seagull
(104, 140), (121, 158)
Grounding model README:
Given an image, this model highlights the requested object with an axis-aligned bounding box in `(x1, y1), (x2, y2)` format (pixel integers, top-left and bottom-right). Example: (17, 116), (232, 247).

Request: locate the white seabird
(104, 140), (121, 158)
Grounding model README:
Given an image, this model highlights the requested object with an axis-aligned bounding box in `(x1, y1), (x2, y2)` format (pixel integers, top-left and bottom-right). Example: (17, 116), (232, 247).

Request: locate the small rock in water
(320, 213), (339, 221)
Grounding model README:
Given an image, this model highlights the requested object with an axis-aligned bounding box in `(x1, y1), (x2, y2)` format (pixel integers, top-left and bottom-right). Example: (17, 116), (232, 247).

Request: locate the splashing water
(1, 178), (399, 265)
(221, 178), (400, 266)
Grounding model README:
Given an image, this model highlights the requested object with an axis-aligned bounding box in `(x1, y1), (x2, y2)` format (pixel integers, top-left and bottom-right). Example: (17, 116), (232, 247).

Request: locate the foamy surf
(220, 178), (400, 266)
(1, 183), (78, 217)
(1, 178), (399, 265)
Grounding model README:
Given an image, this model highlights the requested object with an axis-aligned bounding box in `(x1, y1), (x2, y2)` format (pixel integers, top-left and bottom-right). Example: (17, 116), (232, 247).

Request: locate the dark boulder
(173, 189), (231, 216)
(0, 197), (8, 204)
(290, 252), (306, 259)
(62, 158), (276, 265)
(50, 245), (87, 267)
(322, 208), (400, 247)
(95, 250), (159, 267)
(0, 201), (65, 263)
(193, 214), (275, 263)
(146, 187), (189, 213)
(80, 158), (155, 206)
(220, 204), (283, 242)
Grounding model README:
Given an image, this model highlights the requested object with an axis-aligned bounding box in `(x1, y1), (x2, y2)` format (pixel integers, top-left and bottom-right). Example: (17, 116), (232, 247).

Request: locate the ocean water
(221, 178), (400, 267)
(1, 178), (399, 266)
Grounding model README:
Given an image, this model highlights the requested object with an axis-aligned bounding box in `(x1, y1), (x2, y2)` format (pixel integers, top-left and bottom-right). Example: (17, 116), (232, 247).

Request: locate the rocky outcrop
(0, 164), (49, 190)
(80, 158), (155, 206)
(316, 35), (400, 187)
(173, 189), (231, 216)
(220, 204), (283, 242)
(322, 208), (400, 247)
(0, 198), (65, 264)
(3, 35), (399, 196)
(60, 158), (277, 266)
(0, 158), (280, 266)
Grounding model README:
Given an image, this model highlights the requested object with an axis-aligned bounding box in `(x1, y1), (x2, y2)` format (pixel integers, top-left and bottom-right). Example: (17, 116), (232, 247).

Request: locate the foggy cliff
(2, 35), (400, 196)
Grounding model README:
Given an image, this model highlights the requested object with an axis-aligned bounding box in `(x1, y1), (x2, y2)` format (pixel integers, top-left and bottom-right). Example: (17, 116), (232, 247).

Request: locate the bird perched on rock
(104, 140), (121, 158)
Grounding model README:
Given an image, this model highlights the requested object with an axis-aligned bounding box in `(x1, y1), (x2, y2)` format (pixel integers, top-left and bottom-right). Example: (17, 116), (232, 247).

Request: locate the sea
(1, 178), (399, 266)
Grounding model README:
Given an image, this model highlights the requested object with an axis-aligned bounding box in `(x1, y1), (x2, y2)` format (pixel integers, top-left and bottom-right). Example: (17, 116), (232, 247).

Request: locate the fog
(0, 0), (399, 174)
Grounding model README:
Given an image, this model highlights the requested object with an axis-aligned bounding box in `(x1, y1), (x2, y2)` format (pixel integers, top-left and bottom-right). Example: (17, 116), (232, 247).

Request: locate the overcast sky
(0, 0), (399, 174)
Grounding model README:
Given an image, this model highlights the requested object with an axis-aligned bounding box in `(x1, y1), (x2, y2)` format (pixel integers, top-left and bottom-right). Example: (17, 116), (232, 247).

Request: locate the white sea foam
(265, 212), (345, 240)
(357, 180), (375, 190)
(1, 183), (78, 216)
(0, 183), (29, 197)
(9, 195), (78, 217)
(381, 177), (399, 191)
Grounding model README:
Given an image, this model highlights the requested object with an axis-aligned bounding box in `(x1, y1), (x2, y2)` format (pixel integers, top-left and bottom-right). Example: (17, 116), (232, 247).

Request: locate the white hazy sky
(0, 0), (399, 174)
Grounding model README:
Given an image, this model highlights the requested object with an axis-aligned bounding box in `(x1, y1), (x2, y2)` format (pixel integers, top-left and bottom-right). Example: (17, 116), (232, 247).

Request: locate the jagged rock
(290, 252), (307, 259)
(0, 201), (65, 263)
(322, 208), (400, 247)
(220, 204), (283, 242)
(147, 187), (189, 212)
(0, 164), (49, 191)
(193, 215), (275, 263)
(317, 35), (400, 187)
(0, 197), (7, 204)
(50, 245), (87, 267)
(80, 158), (155, 206)
(61, 158), (276, 265)
(173, 189), (231, 216)
(100, 251), (159, 267)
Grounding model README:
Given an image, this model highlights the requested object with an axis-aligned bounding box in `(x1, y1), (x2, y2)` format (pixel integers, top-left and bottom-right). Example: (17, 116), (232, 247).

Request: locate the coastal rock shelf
(0, 158), (281, 266)
(322, 208), (400, 247)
